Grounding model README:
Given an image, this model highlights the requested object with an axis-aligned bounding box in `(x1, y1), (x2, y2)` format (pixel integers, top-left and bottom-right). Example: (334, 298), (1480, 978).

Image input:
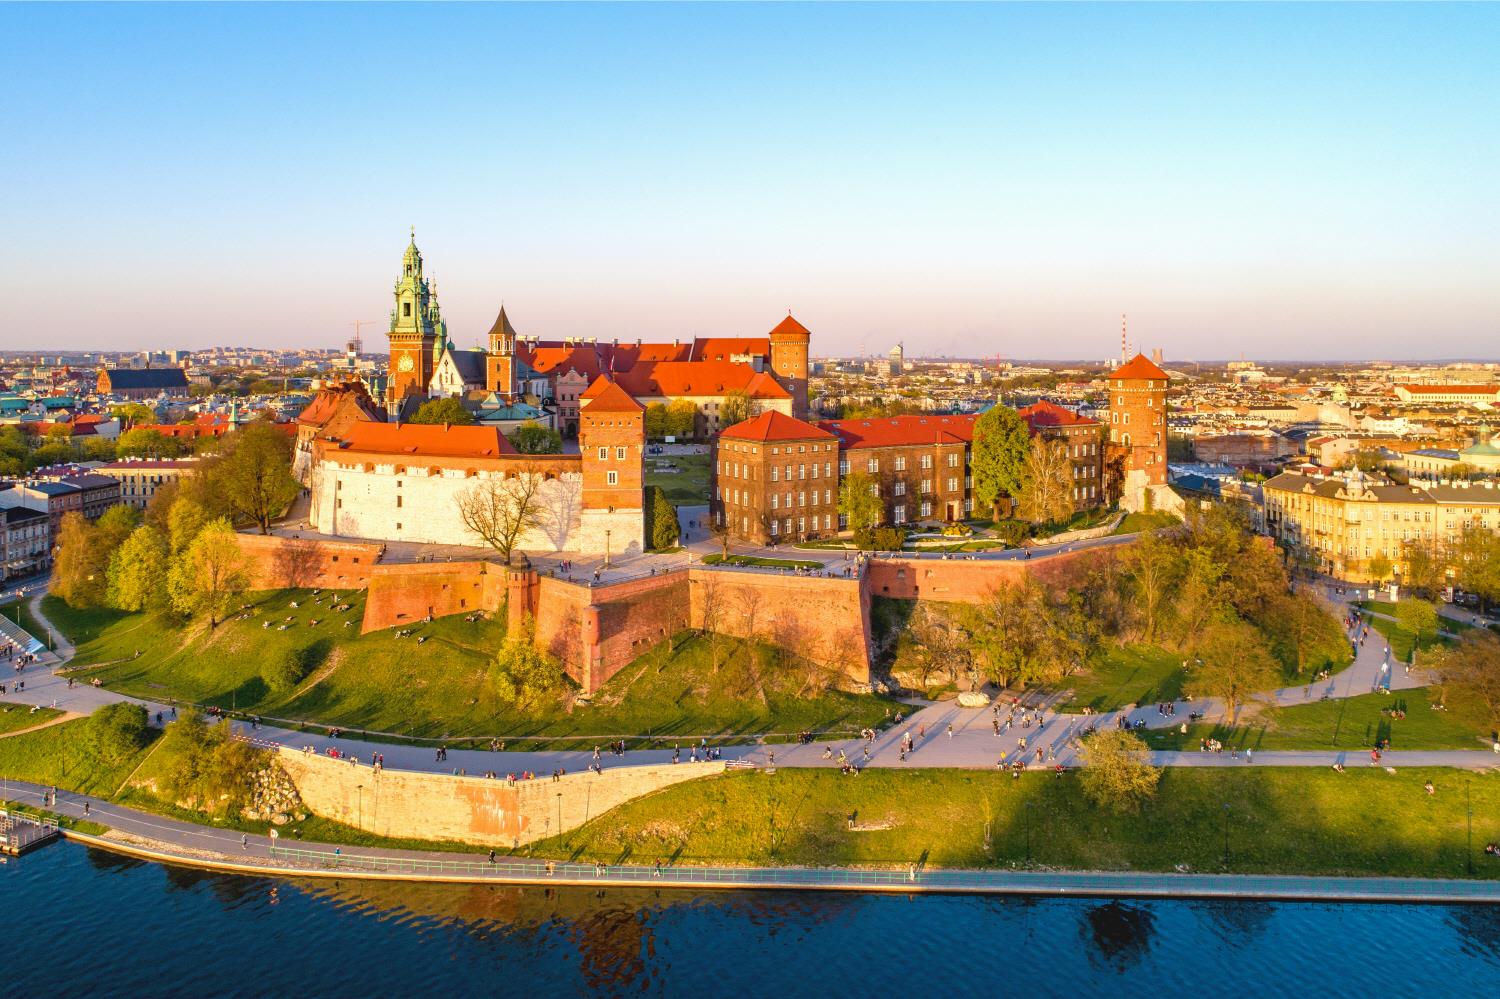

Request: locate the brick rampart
(864, 549), (1105, 603)
(277, 749), (719, 847)
(360, 560), (507, 633)
(237, 533), (385, 591)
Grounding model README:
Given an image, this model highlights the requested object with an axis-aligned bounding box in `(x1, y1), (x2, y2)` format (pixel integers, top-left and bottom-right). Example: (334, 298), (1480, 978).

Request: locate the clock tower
(386, 229), (446, 410)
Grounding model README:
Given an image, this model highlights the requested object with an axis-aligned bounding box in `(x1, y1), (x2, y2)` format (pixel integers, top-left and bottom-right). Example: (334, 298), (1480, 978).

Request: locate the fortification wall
(277, 749), (719, 848)
(360, 560), (506, 633)
(864, 548), (1105, 604)
(237, 534), (385, 591)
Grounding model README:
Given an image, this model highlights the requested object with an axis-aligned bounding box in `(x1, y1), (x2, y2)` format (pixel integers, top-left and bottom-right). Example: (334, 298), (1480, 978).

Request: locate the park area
(644, 450), (711, 506)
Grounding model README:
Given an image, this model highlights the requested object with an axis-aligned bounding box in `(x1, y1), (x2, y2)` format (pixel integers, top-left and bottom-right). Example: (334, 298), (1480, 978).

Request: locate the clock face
(397, 353), (415, 372)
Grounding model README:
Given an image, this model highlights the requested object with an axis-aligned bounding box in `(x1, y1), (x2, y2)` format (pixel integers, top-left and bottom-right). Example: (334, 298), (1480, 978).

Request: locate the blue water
(5, 843), (1498, 996)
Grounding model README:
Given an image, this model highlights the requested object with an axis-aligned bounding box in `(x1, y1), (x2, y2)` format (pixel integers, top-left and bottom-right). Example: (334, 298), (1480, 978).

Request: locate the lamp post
(604, 530), (612, 571)
(356, 784), (363, 829)
(1222, 803), (1231, 867)
(1466, 780), (1474, 875)
(556, 791), (563, 844)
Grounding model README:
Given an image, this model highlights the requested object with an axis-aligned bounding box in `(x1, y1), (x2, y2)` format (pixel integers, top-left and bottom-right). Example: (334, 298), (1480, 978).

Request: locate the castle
(384, 232), (811, 434)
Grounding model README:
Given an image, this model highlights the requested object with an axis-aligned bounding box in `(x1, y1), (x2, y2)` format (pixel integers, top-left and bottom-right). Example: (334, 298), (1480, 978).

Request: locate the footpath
(4, 778), (1497, 902)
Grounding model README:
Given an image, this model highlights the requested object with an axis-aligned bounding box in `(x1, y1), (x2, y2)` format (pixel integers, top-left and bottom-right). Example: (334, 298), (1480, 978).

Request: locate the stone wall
(237, 533), (385, 591)
(277, 749), (719, 847)
(361, 560), (507, 633)
(864, 549), (1104, 604)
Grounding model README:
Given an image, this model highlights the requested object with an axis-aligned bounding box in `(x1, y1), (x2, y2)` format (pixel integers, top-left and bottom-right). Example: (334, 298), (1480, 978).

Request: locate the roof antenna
(1121, 314), (1128, 364)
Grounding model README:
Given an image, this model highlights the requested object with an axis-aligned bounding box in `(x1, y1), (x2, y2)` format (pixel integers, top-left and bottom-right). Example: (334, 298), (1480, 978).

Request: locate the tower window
(403, 302), (411, 317)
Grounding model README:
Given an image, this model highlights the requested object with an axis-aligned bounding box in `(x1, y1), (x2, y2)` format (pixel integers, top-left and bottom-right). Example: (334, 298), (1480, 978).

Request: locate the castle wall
(360, 561), (506, 633)
(236, 534), (385, 591)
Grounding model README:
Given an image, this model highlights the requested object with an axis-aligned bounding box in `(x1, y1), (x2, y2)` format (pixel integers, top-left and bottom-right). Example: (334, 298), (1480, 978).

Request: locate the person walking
(241, 834), (248, 851)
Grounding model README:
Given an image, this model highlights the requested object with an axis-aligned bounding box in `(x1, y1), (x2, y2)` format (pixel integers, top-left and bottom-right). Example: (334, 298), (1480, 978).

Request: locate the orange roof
(817, 414), (977, 450)
(520, 345), (604, 380)
(611, 360), (791, 400)
(336, 422), (516, 458)
(580, 377), (644, 413)
(721, 411), (835, 443)
(1109, 354), (1168, 381)
(1017, 400), (1097, 429)
(1395, 384), (1498, 394)
(690, 337), (771, 362)
(296, 383), (383, 431)
(769, 314), (811, 338)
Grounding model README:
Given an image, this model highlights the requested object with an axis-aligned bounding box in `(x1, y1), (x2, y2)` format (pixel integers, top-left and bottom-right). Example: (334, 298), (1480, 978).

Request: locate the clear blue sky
(3, 2), (1497, 360)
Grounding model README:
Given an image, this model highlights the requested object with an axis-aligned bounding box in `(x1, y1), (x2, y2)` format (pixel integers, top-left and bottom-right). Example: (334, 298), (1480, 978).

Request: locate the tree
(409, 397), (474, 425)
(1366, 552), (1393, 586)
(666, 399), (698, 439)
(116, 427), (182, 459)
(1399, 539), (1446, 598)
(1120, 527), (1177, 643)
(107, 525), (171, 612)
(647, 485), (679, 550)
(1453, 525), (1500, 610)
(1078, 730), (1161, 814)
(168, 495), (211, 553)
(1187, 618), (1281, 718)
(719, 391), (749, 430)
(1395, 599), (1440, 650)
(964, 577), (1087, 689)
(215, 422), (299, 534)
(1429, 630), (1500, 726)
(508, 420), (562, 454)
(455, 467), (547, 559)
(1016, 437), (1075, 525)
(970, 406), (1032, 517)
(644, 403), (670, 440)
(110, 402), (157, 427)
(86, 703), (150, 764)
(157, 708), (263, 814)
(168, 518), (250, 627)
(839, 471), (884, 537)
(1260, 592), (1348, 677)
(51, 513), (109, 608)
(490, 627), (565, 710)
(262, 647), (307, 694)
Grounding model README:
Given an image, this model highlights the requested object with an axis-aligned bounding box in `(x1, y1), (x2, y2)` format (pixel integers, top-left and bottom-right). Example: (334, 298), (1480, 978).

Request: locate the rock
(271, 813), (290, 825)
(957, 691), (991, 708)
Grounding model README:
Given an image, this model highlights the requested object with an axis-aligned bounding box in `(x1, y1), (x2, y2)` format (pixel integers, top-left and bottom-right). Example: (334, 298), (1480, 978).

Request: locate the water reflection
(1191, 898), (1275, 944)
(1084, 901), (1157, 970)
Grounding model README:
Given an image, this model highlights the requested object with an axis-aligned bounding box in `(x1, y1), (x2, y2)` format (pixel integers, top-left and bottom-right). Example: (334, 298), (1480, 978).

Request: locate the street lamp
(356, 784), (363, 829)
(1222, 803), (1231, 867)
(1466, 781), (1474, 875)
(604, 530), (612, 571)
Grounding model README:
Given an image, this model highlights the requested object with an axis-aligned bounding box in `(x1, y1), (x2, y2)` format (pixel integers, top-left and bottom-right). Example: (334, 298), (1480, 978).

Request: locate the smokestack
(1121, 314), (1128, 364)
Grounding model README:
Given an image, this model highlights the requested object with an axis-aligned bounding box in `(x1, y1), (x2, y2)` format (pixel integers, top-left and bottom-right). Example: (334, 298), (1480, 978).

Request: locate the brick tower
(577, 377), (646, 557)
(768, 313), (812, 420)
(485, 303), (519, 401)
(1106, 353), (1169, 511)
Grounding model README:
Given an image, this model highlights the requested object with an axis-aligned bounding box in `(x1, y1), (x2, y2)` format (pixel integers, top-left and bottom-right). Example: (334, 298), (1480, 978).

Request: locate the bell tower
(386, 228), (441, 409)
(485, 303), (520, 401)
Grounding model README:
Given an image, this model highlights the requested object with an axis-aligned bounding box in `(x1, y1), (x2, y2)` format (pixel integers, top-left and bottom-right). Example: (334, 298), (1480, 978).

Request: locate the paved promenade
(4, 779), (1496, 901)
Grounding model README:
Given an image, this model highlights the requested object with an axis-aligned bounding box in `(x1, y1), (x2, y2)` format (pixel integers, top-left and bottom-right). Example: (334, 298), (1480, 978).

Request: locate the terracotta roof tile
(720, 411), (835, 443)
(336, 422), (516, 458)
(1109, 354), (1168, 381)
(816, 414), (977, 449)
(580, 377), (645, 413)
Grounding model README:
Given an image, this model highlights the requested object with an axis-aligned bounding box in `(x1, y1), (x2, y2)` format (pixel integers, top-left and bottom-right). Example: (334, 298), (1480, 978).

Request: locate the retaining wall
(238, 534), (385, 590)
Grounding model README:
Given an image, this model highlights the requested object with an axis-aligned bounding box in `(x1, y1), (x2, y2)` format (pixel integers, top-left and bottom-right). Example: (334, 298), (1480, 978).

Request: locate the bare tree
(694, 571), (725, 673)
(733, 583), (765, 641)
(271, 537), (323, 589)
(1016, 438), (1075, 525)
(456, 464), (549, 559)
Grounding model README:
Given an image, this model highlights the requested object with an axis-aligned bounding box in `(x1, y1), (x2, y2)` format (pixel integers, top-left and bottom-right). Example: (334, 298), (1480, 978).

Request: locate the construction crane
(347, 319), (375, 357)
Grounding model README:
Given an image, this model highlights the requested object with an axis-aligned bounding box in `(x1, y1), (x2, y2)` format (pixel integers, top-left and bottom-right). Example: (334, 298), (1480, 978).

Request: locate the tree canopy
(409, 397), (475, 425)
(971, 406), (1031, 516)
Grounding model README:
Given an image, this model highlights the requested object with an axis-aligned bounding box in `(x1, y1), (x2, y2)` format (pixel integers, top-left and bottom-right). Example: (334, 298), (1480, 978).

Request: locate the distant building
(888, 343), (904, 376)
(1392, 384), (1500, 407)
(1, 505), (50, 581)
(97, 367), (189, 399)
(95, 457), (202, 510)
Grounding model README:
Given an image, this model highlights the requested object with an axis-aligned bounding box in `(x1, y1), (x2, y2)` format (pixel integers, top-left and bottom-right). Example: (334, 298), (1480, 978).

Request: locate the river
(6, 843), (1498, 996)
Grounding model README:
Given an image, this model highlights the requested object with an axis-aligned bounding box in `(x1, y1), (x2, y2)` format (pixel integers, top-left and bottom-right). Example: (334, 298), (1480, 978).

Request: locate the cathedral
(384, 233), (812, 436)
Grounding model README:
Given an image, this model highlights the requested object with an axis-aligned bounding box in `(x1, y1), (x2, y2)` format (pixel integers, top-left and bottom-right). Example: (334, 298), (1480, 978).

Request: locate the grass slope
(0, 702), (64, 736)
(535, 767), (1500, 879)
(1057, 645), (1187, 713)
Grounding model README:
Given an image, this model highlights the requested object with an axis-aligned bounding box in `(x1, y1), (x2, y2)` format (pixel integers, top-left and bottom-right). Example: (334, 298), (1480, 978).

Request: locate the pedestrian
(1245, 748), (1253, 764)
(946, 723), (954, 739)
(241, 834), (248, 850)
(83, 801), (90, 816)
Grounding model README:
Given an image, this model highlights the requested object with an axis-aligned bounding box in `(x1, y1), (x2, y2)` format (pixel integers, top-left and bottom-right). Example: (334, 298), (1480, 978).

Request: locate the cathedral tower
(386, 229), (446, 408)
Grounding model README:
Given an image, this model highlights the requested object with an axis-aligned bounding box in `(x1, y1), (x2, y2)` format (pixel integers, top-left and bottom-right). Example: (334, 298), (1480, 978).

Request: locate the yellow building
(1263, 470), (1500, 581)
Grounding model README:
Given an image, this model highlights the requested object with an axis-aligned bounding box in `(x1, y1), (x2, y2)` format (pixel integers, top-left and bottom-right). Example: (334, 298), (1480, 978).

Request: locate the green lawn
(702, 554), (825, 570)
(1114, 511), (1180, 535)
(0, 701), (64, 736)
(1141, 686), (1496, 751)
(0, 718), (158, 797)
(645, 451), (711, 505)
(45, 593), (893, 743)
(533, 766), (1500, 879)
(1361, 611), (1458, 662)
(1055, 645), (1187, 712)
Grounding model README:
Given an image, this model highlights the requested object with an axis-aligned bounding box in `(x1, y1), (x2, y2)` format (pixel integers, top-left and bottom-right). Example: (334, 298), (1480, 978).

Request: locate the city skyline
(4, 3), (1497, 359)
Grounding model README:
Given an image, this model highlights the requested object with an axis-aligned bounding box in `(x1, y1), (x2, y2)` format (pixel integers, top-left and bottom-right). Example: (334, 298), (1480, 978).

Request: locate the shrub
(262, 648), (307, 694)
(86, 702), (150, 764)
(855, 527), (907, 551)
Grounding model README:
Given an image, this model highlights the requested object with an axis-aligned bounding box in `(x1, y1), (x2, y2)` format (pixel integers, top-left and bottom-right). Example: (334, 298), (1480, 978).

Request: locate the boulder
(957, 691), (991, 708)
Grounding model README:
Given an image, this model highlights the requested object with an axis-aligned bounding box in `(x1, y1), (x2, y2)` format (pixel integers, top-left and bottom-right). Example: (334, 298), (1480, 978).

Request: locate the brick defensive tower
(577, 378), (646, 557)
(768, 313), (812, 420)
(1106, 353), (1169, 511)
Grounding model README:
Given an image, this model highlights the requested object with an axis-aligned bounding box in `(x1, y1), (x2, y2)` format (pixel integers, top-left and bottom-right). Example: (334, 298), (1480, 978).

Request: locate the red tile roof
(816, 414), (977, 449)
(580, 377), (645, 413)
(721, 411), (835, 443)
(1395, 384), (1498, 394)
(1109, 354), (1168, 381)
(769, 314), (811, 338)
(690, 337), (772, 362)
(609, 361), (791, 400)
(336, 422), (516, 458)
(1017, 400), (1097, 429)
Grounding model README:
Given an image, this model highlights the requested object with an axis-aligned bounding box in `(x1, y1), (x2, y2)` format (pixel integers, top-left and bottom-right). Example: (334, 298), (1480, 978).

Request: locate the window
(921, 478), (932, 494)
(616, 446), (627, 459)
(839, 460), (849, 475)
(798, 464), (806, 479)
(920, 454), (932, 470)
(920, 501), (932, 517)
(771, 467), (779, 482)
(597, 446), (608, 460)
(770, 519), (779, 536)
(894, 481), (906, 496)
(894, 504), (906, 524)
(947, 453), (958, 467)
(867, 458), (879, 473)
(772, 494), (779, 509)
(403, 302), (411, 317)
(606, 470), (618, 485)
(947, 477), (958, 492)
(895, 456), (906, 471)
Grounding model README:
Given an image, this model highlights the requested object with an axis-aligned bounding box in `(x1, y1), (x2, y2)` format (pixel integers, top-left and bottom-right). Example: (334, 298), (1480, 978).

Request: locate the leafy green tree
(262, 647), (307, 694)
(507, 420), (562, 454)
(409, 397), (474, 425)
(666, 399), (698, 439)
(1454, 525), (1500, 610)
(1399, 539), (1446, 597)
(110, 402), (157, 426)
(1260, 592), (1348, 676)
(1366, 552), (1393, 586)
(644, 403), (670, 440)
(168, 518), (250, 627)
(971, 405), (1031, 518)
(157, 709), (263, 814)
(964, 577), (1087, 689)
(107, 525), (171, 612)
(1394, 598), (1439, 649)
(116, 427), (182, 459)
(167, 495), (211, 553)
(489, 627), (565, 710)
(838, 471), (884, 536)
(1015, 437), (1075, 525)
(648, 485), (679, 550)
(1429, 629), (1500, 726)
(214, 421), (299, 534)
(1187, 618), (1281, 718)
(51, 510), (134, 609)
(87, 703), (150, 764)
(1078, 730), (1161, 814)
(1120, 527), (1178, 643)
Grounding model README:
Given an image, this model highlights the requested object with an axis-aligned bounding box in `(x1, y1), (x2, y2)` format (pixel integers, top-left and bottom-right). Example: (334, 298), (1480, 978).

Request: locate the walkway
(4, 779), (1496, 900)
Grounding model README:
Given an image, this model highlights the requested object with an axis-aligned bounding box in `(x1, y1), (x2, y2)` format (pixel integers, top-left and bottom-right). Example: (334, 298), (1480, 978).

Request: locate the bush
(855, 527), (906, 551)
(993, 520), (1030, 545)
(262, 648), (307, 694)
(86, 702), (150, 764)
